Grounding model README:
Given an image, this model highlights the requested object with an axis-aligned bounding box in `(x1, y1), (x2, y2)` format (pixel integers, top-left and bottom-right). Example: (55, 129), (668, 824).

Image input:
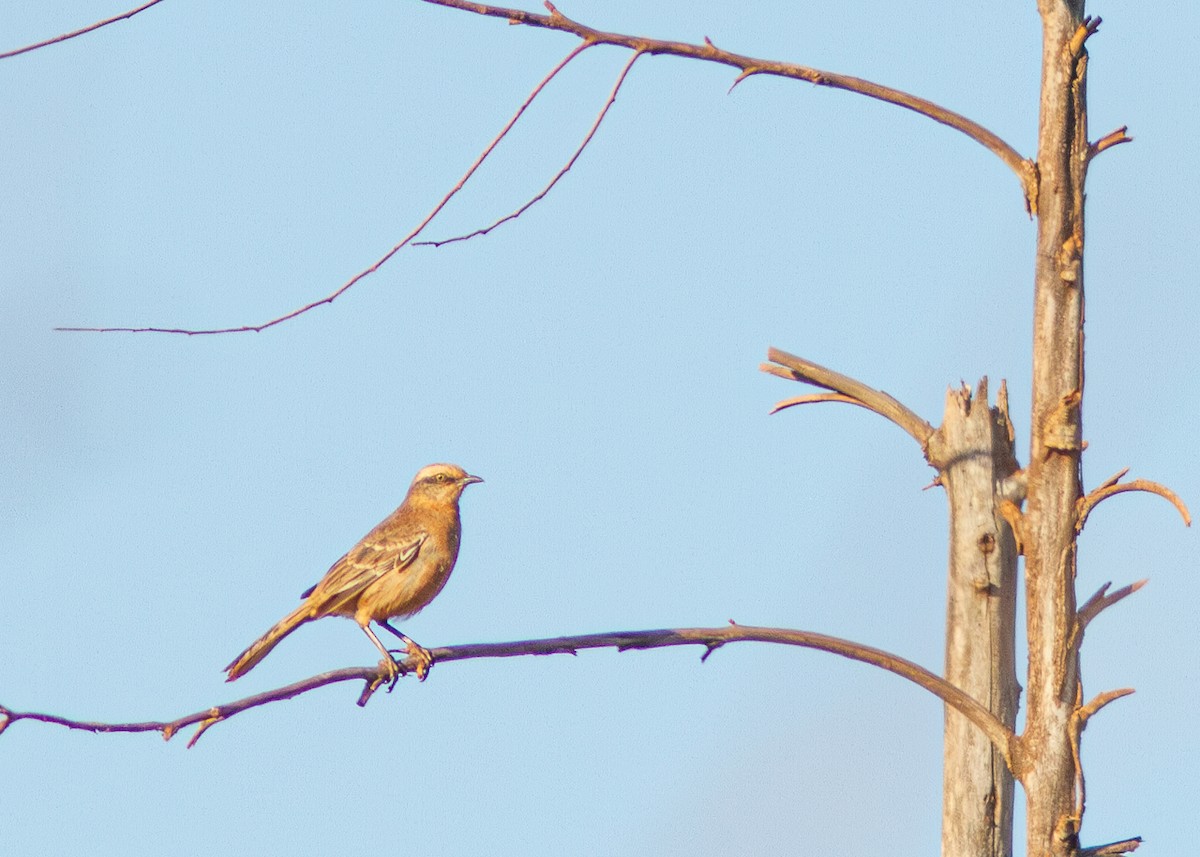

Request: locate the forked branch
(417, 49), (643, 247)
(0, 624), (1016, 760)
(763, 346), (934, 449)
(1076, 579), (1146, 633)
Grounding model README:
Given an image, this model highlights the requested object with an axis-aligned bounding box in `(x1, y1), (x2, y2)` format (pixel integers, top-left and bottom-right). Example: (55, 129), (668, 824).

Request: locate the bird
(224, 462), (482, 683)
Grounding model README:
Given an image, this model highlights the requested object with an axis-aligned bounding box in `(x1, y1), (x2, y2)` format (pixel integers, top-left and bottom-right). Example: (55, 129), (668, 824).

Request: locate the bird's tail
(224, 604), (311, 681)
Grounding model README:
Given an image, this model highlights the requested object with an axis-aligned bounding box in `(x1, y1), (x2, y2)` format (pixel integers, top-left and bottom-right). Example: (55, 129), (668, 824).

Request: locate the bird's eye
(435, 473), (447, 483)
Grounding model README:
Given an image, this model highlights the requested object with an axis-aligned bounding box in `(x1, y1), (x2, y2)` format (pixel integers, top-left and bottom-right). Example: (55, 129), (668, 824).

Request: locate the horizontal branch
(0, 0), (166, 60)
(1080, 837), (1142, 857)
(763, 346), (934, 449)
(0, 624), (1016, 761)
(423, 0), (1037, 204)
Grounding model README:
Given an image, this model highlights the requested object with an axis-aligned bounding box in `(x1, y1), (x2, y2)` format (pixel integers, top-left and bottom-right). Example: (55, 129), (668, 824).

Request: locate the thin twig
(55, 42), (593, 335)
(1076, 477), (1192, 533)
(770, 392), (865, 413)
(0, 0), (167, 60)
(0, 624), (1017, 761)
(763, 347), (934, 448)
(423, 0), (1037, 204)
(417, 50), (643, 247)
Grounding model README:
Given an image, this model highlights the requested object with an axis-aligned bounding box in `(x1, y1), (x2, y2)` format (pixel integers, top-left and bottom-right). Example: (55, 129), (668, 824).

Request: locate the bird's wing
(300, 531), (428, 612)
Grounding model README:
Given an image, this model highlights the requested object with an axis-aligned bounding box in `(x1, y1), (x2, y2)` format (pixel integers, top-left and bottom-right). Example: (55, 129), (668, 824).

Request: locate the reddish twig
(0, 0), (167, 60)
(417, 49), (643, 248)
(423, 0), (1037, 205)
(55, 41), (593, 335)
(769, 392), (864, 413)
(0, 624), (1016, 760)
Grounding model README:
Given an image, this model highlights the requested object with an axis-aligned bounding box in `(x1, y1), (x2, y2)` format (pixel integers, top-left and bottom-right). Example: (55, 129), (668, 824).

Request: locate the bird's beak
(462, 474), (484, 485)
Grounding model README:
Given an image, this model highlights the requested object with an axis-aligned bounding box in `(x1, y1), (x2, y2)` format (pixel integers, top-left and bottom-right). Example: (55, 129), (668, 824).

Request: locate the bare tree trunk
(929, 382), (1021, 857)
(1022, 1), (1090, 854)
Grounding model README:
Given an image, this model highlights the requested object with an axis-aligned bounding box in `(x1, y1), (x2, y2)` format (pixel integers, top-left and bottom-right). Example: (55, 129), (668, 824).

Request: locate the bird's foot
(375, 655), (402, 693)
(389, 642), (434, 681)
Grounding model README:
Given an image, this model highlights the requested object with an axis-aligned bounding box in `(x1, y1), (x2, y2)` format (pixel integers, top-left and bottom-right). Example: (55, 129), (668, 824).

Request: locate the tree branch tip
(1097, 467), (1132, 491)
(1079, 688), (1136, 724)
(1080, 836), (1143, 857)
(1089, 126), (1133, 160)
(1069, 16), (1102, 55)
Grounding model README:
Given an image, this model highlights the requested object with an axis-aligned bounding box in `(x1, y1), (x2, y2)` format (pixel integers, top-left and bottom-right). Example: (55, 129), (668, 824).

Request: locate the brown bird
(224, 463), (482, 683)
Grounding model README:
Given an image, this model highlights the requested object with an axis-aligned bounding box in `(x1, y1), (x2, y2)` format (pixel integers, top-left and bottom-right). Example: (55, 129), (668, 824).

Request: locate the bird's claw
(376, 656), (402, 693)
(381, 643), (433, 682)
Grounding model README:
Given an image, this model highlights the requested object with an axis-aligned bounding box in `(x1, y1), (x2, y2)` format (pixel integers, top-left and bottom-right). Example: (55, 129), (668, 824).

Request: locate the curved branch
(417, 49), (643, 247)
(55, 41), (593, 335)
(0, 624), (1017, 762)
(763, 346), (934, 449)
(770, 392), (865, 413)
(423, 0), (1037, 204)
(0, 0), (166, 60)
(1076, 475), (1192, 533)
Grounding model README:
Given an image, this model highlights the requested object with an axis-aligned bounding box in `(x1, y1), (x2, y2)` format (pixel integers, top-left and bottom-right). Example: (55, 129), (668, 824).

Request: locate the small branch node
(728, 67), (761, 94)
(1042, 389), (1083, 454)
(1088, 125), (1132, 160)
(186, 710), (224, 750)
(999, 499), (1026, 555)
(1068, 16), (1102, 57)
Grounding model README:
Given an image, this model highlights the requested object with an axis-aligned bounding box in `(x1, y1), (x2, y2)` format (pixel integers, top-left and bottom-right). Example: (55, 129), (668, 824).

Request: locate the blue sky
(2, 2), (1196, 855)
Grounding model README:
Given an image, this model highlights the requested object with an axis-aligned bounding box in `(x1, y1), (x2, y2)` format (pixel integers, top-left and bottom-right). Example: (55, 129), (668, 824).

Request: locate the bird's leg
(378, 620), (434, 681)
(361, 625), (402, 691)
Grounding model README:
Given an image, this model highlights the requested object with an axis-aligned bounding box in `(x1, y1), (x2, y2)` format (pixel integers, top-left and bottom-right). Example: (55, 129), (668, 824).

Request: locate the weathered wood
(928, 380), (1022, 857)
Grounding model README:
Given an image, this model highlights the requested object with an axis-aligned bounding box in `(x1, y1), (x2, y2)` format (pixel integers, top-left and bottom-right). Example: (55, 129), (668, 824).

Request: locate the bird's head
(407, 463), (483, 505)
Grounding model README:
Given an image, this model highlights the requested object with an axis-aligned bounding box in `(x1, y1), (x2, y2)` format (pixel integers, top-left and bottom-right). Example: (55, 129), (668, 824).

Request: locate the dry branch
(1080, 837), (1142, 857)
(417, 50), (642, 247)
(0, 624), (1017, 759)
(1077, 476), (1191, 532)
(55, 41), (594, 335)
(1076, 579), (1146, 632)
(0, 0), (166, 60)
(763, 347), (934, 448)
(424, 0), (1037, 205)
